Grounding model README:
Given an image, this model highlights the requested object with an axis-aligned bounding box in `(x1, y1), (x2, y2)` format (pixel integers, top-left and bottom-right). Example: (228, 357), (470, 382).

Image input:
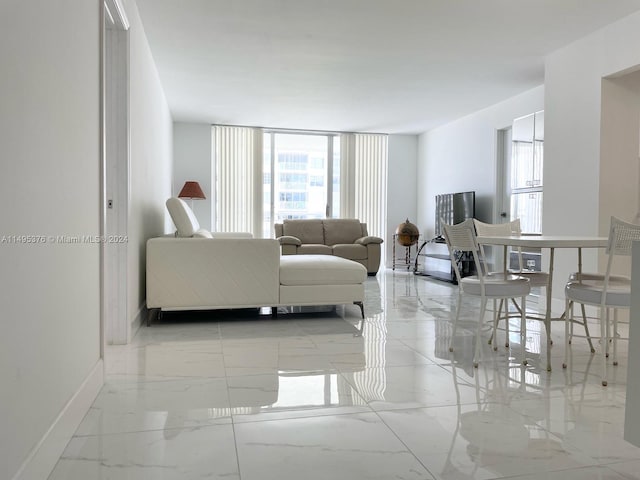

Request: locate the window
(510, 111), (543, 234)
(214, 126), (386, 242)
(263, 132), (337, 236)
(279, 173), (308, 190)
(310, 157), (324, 169)
(498, 111), (544, 272)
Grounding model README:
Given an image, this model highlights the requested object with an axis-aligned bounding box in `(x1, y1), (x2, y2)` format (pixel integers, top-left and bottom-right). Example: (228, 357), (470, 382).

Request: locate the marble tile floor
(48, 270), (640, 480)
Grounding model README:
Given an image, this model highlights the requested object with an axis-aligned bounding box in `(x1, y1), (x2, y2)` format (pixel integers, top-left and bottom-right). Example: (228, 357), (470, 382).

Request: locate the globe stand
(392, 235), (421, 271)
(393, 219), (421, 271)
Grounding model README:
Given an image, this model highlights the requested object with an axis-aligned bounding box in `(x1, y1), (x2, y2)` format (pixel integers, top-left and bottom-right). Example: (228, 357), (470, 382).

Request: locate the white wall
(125, 0), (174, 326)
(0, 1), (101, 478)
(626, 241), (640, 447)
(0, 1), (173, 477)
(544, 10), (640, 293)
(416, 86), (544, 239)
(387, 135), (419, 268)
(600, 72), (640, 277)
(173, 123), (212, 230)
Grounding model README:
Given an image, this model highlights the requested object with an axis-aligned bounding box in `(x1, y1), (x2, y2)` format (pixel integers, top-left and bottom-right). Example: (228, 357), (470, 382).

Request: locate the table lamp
(178, 181), (206, 210)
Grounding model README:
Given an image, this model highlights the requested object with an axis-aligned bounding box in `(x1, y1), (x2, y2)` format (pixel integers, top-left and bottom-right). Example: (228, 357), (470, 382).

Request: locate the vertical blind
(214, 127), (387, 242)
(353, 134), (388, 240)
(213, 126), (262, 234)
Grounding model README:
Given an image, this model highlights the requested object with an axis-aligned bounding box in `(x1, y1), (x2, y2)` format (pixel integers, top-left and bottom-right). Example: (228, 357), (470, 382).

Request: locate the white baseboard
(12, 360), (104, 480)
(131, 302), (146, 339)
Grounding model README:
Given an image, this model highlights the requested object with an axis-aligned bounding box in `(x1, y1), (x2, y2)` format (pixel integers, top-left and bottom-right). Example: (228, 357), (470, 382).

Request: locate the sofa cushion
(282, 219), (325, 244)
(166, 197), (200, 237)
(323, 219), (364, 245)
(298, 244), (332, 255)
(332, 244), (368, 260)
(280, 255), (367, 286)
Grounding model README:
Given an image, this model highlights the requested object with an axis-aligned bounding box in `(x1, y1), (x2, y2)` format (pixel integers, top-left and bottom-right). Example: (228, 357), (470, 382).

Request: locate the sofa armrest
(278, 235), (302, 246)
(147, 237), (280, 309)
(355, 235), (383, 245)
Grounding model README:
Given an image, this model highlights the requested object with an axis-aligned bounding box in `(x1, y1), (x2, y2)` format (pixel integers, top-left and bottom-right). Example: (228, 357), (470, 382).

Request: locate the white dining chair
(565, 272), (627, 354)
(473, 219), (549, 350)
(443, 219), (531, 367)
(564, 216), (640, 386)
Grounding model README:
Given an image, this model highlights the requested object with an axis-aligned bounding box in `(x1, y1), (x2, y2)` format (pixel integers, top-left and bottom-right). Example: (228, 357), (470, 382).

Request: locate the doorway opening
(102, 0), (130, 347)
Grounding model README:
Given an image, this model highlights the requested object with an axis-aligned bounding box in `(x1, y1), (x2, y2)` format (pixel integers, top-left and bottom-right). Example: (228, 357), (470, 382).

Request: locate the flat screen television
(435, 191), (475, 238)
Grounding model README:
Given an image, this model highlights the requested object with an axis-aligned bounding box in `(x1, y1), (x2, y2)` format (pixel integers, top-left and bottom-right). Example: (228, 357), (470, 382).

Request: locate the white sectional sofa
(146, 198), (367, 324)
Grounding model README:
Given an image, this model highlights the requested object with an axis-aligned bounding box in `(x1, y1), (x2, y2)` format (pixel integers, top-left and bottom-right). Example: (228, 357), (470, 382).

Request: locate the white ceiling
(135, 0), (640, 134)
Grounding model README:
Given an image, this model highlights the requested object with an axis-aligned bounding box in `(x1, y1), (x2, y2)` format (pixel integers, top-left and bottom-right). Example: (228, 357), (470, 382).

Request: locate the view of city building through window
(263, 132), (340, 237)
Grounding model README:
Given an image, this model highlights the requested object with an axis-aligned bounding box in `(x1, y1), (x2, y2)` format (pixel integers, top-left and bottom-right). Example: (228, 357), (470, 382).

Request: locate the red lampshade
(178, 181), (206, 200)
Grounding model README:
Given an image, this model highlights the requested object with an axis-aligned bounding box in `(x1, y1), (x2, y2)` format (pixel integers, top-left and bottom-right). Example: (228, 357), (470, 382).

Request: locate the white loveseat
(146, 198), (367, 324)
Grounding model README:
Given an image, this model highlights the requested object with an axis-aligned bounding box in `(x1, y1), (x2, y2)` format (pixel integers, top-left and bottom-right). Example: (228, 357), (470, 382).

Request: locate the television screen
(435, 191), (475, 238)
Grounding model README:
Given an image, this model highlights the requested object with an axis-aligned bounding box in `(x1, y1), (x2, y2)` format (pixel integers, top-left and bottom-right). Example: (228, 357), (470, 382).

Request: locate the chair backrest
(442, 218), (484, 286)
(607, 216), (640, 257)
(596, 216), (640, 306)
(473, 218), (518, 237)
(473, 218), (523, 272)
(442, 218), (478, 252)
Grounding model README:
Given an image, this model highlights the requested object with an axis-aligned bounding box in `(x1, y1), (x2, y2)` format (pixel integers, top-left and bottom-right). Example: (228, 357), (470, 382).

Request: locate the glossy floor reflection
(49, 271), (640, 480)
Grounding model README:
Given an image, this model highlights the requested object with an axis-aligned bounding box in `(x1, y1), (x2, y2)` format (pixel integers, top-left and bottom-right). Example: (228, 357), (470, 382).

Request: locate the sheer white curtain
(213, 126), (263, 235)
(340, 133), (388, 240)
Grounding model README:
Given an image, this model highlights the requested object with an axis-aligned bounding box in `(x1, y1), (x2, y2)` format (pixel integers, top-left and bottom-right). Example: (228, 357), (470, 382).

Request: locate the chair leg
(613, 309), (619, 366)
(605, 307), (611, 358)
(449, 291), (462, 353)
(563, 297), (571, 369)
(568, 300), (574, 344)
(504, 298), (510, 348)
(489, 298), (498, 346)
(520, 295), (527, 365)
(580, 303), (595, 353)
(510, 298), (523, 315)
(490, 299), (501, 350)
(601, 305), (608, 387)
(474, 297), (488, 368)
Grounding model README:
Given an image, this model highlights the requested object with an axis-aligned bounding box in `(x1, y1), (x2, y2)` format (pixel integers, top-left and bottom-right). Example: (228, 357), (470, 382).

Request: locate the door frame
(101, 0), (130, 350)
(496, 126), (512, 224)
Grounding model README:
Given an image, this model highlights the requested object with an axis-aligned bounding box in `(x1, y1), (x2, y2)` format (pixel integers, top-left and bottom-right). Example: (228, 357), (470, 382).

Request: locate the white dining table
(475, 235), (608, 372)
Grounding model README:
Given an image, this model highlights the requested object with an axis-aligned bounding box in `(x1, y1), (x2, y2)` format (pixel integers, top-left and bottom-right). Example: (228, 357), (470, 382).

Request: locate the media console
(413, 238), (475, 284)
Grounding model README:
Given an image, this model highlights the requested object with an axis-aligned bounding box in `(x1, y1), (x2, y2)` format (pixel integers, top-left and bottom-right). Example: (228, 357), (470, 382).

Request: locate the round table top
(476, 235), (608, 248)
